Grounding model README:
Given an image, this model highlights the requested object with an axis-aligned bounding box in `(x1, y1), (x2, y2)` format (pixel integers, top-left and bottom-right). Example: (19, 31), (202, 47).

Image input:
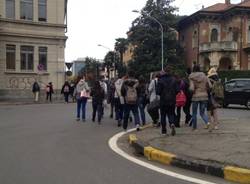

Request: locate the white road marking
(109, 129), (218, 184)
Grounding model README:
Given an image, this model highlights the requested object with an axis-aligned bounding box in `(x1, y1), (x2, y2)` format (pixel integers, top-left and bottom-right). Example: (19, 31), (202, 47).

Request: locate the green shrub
(218, 70), (250, 82)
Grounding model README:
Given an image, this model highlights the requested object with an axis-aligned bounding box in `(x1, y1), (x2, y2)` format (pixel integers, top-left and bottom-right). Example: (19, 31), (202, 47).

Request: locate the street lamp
(98, 44), (116, 78)
(132, 10), (164, 71)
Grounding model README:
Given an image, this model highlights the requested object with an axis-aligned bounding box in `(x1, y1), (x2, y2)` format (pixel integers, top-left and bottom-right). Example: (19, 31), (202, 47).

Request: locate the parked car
(223, 78), (250, 109)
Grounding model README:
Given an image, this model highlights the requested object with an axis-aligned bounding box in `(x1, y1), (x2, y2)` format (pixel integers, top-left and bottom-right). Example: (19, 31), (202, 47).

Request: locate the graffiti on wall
(6, 76), (46, 89)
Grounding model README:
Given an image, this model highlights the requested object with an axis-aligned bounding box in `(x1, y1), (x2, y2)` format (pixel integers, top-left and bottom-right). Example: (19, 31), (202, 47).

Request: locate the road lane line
(109, 129), (217, 184)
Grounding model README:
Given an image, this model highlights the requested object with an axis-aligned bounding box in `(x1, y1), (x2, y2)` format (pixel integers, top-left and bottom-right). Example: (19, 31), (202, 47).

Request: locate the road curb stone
(128, 132), (250, 184)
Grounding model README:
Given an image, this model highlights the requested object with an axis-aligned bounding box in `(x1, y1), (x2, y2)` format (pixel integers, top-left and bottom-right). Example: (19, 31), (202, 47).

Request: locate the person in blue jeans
(137, 76), (147, 125)
(189, 65), (211, 130)
(121, 71), (140, 131)
(74, 76), (90, 122)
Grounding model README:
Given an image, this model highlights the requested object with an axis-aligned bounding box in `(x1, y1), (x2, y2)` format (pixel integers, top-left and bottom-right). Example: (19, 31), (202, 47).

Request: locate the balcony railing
(199, 41), (238, 52)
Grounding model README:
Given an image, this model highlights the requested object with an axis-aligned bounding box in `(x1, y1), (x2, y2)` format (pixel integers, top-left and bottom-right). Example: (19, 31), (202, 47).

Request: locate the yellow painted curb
(144, 146), (155, 160)
(224, 166), (250, 184)
(144, 146), (176, 165)
(128, 134), (137, 144)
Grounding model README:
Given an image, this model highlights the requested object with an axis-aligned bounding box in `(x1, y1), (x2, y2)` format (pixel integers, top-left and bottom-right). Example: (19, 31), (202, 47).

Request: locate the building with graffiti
(0, 0), (68, 100)
(178, 0), (250, 71)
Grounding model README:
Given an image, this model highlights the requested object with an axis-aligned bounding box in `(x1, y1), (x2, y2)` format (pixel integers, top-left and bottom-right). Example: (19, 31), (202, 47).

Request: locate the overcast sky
(65, 0), (241, 62)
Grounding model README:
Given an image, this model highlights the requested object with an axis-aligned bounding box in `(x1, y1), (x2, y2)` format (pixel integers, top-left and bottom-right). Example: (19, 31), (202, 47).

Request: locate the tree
(127, 0), (185, 78)
(78, 57), (100, 84)
(114, 38), (129, 76)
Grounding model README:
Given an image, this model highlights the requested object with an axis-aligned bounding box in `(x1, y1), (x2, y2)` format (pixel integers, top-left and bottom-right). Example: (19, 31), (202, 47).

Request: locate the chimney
(225, 0), (230, 5)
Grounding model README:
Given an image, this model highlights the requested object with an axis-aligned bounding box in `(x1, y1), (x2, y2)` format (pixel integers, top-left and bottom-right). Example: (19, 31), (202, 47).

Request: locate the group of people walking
(73, 64), (224, 136)
(32, 64), (223, 135)
(75, 65), (223, 135)
(32, 81), (75, 103)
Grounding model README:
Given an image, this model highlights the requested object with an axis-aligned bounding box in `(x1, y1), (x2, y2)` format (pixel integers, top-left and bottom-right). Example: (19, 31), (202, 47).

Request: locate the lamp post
(132, 10), (164, 71)
(98, 44), (116, 78)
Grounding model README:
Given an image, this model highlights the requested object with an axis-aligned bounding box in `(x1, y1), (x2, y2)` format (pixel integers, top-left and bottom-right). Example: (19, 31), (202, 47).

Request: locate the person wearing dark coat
(156, 66), (179, 136)
(32, 81), (40, 102)
(90, 81), (105, 124)
(46, 82), (54, 102)
(61, 81), (71, 103)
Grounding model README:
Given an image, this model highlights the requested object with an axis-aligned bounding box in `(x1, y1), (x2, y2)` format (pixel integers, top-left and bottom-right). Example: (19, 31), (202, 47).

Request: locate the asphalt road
(0, 103), (246, 184)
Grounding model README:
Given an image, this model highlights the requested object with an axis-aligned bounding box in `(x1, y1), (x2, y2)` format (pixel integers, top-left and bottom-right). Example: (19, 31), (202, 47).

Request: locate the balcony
(199, 41), (238, 53)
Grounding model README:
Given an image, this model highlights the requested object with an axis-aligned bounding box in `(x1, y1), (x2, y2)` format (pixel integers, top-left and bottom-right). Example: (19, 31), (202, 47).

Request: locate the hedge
(218, 70), (250, 82)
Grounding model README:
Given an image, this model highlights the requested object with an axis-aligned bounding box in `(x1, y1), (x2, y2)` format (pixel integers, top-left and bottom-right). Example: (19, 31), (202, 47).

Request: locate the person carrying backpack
(121, 71), (140, 131)
(61, 81), (71, 103)
(175, 76), (187, 127)
(207, 67), (223, 132)
(46, 82), (54, 102)
(32, 81), (40, 102)
(156, 66), (179, 136)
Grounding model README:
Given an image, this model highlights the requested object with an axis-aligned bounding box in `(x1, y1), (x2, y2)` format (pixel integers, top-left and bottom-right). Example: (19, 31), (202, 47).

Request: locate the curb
(128, 134), (250, 184)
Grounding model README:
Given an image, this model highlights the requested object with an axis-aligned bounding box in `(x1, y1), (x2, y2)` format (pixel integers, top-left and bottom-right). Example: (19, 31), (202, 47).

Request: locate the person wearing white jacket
(147, 73), (160, 126)
(114, 75), (126, 127)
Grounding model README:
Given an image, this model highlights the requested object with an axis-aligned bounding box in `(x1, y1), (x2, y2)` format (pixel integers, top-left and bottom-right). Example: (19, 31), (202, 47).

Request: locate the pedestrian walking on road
(32, 81), (40, 102)
(207, 67), (223, 132)
(114, 74), (125, 127)
(69, 81), (76, 102)
(90, 81), (105, 124)
(61, 81), (70, 103)
(46, 82), (54, 102)
(157, 66), (179, 136)
(137, 75), (148, 125)
(74, 76), (90, 122)
(175, 76), (187, 127)
(148, 73), (160, 127)
(121, 71), (140, 131)
(107, 79), (116, 119)
(189, 65), (211, 130)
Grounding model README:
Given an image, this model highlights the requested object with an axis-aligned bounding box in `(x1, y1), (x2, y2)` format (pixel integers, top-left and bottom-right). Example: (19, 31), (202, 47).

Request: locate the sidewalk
(129, 117), (250, 183)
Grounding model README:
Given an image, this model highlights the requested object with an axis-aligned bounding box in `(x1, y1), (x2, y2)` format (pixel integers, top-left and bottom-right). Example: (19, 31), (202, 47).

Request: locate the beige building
(0, 0), (68, 100)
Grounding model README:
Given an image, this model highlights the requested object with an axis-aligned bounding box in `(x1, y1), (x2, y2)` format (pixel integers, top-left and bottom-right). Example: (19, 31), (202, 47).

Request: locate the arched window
(211, 28), (218, 42)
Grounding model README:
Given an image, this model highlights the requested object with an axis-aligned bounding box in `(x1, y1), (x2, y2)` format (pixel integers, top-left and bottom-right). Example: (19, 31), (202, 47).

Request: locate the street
(0, 103), (248, 184)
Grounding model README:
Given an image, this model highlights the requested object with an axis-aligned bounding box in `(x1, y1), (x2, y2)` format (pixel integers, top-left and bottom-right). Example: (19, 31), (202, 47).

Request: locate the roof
(202, 3), (233, 12)
(178, 0), (250, 29)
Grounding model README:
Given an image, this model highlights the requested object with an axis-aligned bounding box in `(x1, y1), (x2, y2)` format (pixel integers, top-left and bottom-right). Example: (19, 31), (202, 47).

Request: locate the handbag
(80, 89), (90, 98)
(147, 97), (160, 112)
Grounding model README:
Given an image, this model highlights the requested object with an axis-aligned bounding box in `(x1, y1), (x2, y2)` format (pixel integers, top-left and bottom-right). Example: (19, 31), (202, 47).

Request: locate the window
(20, 0), (33, 20)
(6, 0), (15, 18)
(192, 30), (198, 48)
(21, 46), (34, 70)
(211, 28), (218, 42)
(38, 0), (47, 21)
(39, 47), (47, 71)
(6, 45), (16, 70)
(225, 81), (236, 91)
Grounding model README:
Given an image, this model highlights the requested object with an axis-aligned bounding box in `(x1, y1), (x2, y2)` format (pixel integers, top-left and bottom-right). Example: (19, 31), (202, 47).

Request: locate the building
(0, 0), (68, 100)
(178, 0), (250, 71)
(72, 58), (86, 77)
